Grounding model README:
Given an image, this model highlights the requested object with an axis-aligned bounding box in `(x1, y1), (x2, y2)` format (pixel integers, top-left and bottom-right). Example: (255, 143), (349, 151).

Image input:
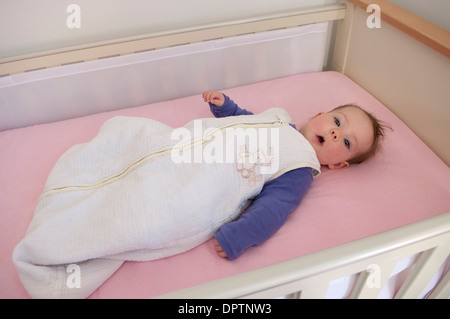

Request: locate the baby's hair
(332, 104), (392, 164)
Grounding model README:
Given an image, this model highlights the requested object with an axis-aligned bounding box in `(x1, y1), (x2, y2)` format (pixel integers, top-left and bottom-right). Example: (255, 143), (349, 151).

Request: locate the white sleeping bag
(13, 108), (320, 298)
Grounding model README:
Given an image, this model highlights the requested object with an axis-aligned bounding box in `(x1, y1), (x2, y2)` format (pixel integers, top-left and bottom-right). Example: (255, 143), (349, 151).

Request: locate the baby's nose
(330, 129), (341, 140)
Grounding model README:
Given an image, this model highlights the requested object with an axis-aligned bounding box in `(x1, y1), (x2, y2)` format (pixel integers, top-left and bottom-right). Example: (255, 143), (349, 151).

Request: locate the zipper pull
(277, 113), (288, 125)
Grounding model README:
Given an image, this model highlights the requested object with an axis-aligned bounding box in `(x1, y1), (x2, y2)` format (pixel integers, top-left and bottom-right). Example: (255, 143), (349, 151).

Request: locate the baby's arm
(203, 90), (309, 259)
(214, 167), (313, 260)
(203, 91), (253, 117)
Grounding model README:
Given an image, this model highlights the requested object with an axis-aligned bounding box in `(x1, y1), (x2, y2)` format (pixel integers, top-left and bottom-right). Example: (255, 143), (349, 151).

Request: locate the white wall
(389, 0), (450, 31)
(0, 0), (339, 61)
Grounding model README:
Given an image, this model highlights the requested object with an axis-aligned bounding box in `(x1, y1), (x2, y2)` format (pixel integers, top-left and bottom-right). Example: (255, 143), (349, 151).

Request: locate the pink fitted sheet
(1, 71), (449, 298)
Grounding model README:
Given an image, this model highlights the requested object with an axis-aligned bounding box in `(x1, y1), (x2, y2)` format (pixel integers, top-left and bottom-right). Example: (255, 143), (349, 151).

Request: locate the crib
(1, 0), (449, 299)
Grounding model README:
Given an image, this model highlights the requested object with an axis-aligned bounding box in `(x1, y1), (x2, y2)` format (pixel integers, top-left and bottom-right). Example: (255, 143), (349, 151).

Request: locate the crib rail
(0, 4), (345, 76)
(157, 212), (450, 299)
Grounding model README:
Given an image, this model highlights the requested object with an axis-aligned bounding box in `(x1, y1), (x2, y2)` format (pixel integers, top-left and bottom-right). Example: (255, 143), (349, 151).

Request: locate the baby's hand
(213, 238), (228, 258)
(202, 91), (225, 107)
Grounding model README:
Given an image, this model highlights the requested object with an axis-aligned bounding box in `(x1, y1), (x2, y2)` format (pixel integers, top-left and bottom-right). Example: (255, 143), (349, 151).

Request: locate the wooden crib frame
(1, 0), (449, 298)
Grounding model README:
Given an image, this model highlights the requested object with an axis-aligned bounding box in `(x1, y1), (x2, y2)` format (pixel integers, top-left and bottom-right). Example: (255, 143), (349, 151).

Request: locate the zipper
(39, 117), (285, 199)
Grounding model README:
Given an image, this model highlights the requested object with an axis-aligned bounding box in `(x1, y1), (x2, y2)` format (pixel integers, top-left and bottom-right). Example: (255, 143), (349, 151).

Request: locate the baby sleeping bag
(13, 108), (320, 298)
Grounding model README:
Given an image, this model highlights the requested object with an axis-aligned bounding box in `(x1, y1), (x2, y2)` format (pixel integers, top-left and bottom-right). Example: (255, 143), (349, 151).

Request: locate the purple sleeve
(214, 167), (313, 260)
(209, 94), (253, 117)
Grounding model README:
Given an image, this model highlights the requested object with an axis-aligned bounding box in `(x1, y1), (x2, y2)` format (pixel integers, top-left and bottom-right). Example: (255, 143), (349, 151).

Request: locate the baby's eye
(334, 117), (340, 127)
(344, 139), (350, 149)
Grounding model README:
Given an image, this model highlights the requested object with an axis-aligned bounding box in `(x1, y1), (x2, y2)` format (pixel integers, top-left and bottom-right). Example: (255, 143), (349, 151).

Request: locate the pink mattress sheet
(1, 71), (449, 298)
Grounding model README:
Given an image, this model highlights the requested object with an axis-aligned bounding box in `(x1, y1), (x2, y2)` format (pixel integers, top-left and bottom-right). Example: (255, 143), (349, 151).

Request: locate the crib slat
(428, 267), (450, 299)
(349, 260), (397, 299)
(395, 243), (450, 299)
(300, 282), (330, 299)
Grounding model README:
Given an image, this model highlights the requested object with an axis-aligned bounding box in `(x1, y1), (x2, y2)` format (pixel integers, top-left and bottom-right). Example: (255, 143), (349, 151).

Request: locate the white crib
(1, 0), (449, 299)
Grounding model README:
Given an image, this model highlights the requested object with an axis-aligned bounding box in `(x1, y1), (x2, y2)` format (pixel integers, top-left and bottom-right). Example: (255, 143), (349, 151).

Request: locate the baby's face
(300, 106), (374, 169)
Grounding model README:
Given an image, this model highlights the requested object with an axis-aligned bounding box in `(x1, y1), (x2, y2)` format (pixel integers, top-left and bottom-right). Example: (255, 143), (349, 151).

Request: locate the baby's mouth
(316, 135), (325, 145)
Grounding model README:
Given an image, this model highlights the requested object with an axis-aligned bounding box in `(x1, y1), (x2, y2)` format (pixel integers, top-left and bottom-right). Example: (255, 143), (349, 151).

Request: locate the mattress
(1, 71), (449, 298)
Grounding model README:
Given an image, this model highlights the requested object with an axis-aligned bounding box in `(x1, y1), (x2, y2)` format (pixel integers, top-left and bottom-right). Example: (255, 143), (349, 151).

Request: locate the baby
(202, 90), (388, 259)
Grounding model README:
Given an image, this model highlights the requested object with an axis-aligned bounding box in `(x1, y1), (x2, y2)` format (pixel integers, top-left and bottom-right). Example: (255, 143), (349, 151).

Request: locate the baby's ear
(328, 161), (349, 170)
